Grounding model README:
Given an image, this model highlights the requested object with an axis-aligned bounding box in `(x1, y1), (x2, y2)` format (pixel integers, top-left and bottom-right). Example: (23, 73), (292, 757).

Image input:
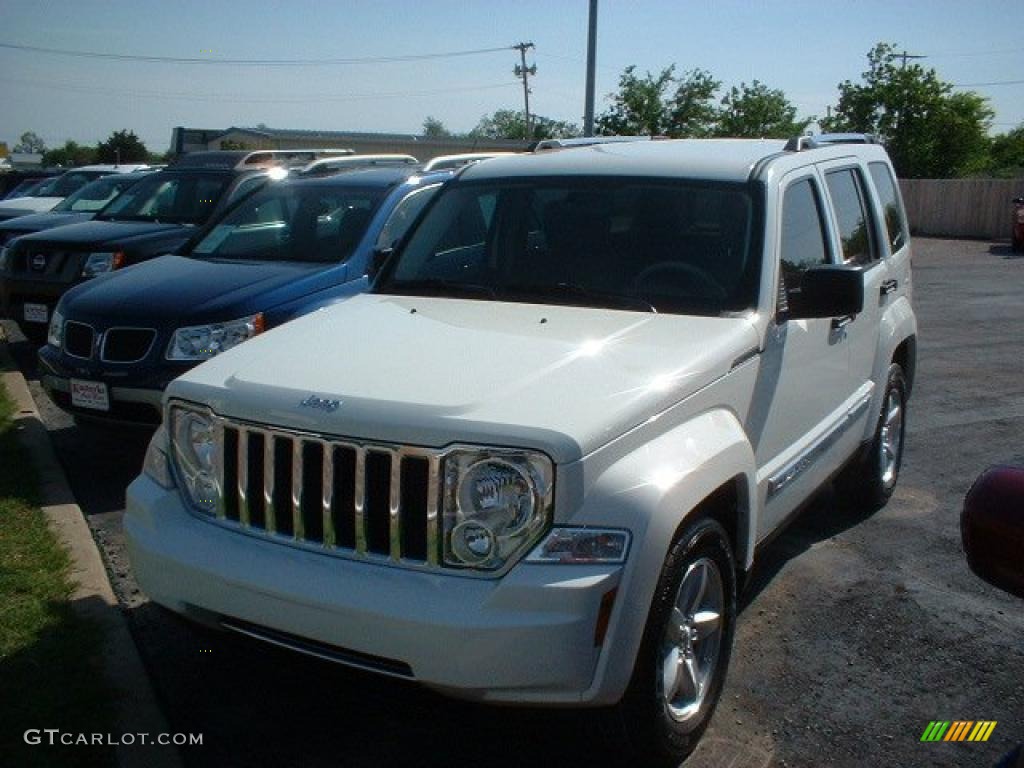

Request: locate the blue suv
(38, 166), (451, 425)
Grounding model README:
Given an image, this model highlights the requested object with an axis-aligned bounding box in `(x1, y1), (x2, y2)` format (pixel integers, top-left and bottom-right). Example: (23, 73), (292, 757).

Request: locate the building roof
(461, 139), (792, 183)
(214, 126), (526, 148)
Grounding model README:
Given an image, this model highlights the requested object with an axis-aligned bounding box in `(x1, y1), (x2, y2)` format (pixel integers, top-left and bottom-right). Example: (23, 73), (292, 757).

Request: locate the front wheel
(837, 363), (907, 510)
(611, 518), (736, 767)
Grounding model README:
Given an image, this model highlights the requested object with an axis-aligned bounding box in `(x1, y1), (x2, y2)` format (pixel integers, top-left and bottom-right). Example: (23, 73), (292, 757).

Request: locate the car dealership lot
(3, 236), (1022, 767)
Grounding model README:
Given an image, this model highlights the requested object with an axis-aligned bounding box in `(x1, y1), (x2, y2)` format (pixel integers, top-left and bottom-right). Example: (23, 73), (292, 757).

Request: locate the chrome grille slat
(426, 455), (441, 566)
(237, 429), (250, 526)
(321, 441), (335, 548)
(211, 418), (438, 568)
(388, 449), (402, 561)
(263, 434), (277, 534)
(214, 421), (226, 520)
(291, 439), (305, 540)
(354, 447), (367, 555)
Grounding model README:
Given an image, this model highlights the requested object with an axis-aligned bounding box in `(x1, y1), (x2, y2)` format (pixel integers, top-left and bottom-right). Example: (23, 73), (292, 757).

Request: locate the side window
(825, 168), (877, 265)
(868, 162), (908, 253)
(376, 185), (439, 249)
(779, 177), (831, 314)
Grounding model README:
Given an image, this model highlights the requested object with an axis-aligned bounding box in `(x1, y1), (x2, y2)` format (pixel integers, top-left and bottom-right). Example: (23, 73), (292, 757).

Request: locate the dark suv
(38, 166), (452, 425)
(0, 151), (309, 337)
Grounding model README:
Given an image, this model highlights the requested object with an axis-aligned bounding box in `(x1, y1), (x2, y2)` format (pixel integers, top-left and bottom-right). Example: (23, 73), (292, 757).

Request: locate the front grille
(64, 321), (95, 358)
(101, 328), (156, 363)
(215, 421), (439, 566)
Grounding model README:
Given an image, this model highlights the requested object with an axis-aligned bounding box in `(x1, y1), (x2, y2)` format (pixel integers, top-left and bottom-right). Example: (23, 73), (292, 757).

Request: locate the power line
(0, 40), (514, 67)
(0, 75), (519, 103)
(953, 79), (1024, 87)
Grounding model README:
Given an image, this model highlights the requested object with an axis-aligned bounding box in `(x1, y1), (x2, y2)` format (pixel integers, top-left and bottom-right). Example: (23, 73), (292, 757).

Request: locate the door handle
(880, 279), (898, 296)
(831, 314), (854, 331)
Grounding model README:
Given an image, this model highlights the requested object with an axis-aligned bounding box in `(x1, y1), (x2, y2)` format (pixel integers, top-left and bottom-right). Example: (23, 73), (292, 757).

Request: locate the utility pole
(583, 0), (598, 136)
(513, 42), (536, 140)
(895, 50), (926, 70)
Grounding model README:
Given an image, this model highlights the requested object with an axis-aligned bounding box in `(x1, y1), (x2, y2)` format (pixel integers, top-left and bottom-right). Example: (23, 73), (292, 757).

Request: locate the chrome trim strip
(98, 326), (158, 364)
(321, 441), (335, 548)
(426, 455), (440, 566)
(730, 346), (761, 370)
(291, 439), (305, 540)
(237, 428), (249, 527)
(388, 450), (402, 561)
(354, 446), (367, 555)
(263, 434), (276, 534)
(766, 395), (873, 501)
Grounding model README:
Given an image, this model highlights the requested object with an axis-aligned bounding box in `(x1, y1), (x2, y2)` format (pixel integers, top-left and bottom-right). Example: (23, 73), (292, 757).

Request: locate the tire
(611, 518), (737, 767)
(836, 363), (907, 511)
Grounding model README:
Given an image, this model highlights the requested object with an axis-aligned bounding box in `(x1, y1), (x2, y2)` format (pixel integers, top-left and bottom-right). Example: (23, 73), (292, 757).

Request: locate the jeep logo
(300, 394), (341, 413)
(31, 253), (47, 271)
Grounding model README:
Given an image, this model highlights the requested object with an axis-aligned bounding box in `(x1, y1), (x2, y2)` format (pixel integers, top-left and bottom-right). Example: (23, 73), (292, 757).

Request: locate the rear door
(818, 160), (891, 400)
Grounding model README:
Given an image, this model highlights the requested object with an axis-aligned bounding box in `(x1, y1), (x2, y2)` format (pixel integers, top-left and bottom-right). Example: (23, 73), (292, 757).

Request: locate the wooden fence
(899, 178), (1021, 240)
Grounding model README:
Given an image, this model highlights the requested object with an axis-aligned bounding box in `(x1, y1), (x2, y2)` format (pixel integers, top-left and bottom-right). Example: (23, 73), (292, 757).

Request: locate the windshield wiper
(508, 282), (657, 313)
(381, 278), (498, 300)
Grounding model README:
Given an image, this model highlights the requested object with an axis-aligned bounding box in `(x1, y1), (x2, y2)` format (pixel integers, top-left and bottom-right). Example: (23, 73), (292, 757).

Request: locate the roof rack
(299, 154), (419, 175)
(421, 152), (514, 172)
(531, 135), (656, 152)
(784, 133), (879, 152)
(171, 149), (356, 171)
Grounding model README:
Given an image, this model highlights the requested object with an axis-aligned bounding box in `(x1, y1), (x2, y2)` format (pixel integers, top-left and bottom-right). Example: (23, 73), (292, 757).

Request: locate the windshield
(376, 179), (760, 315)
(4, 178), (49, 200)
(98, 172), (231, 224)
(52, 175), (140, 213)
(190, 183), (385, 262)
(31, 171), (101, 198)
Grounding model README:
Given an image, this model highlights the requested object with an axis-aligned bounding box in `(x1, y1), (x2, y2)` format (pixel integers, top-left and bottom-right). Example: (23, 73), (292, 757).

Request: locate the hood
(0, 196), (62, 218)
(0, 211), (93, 238)
(170, 294), (759, 462)
(12, 219), (187, 249)
(63, 255), (341, 325)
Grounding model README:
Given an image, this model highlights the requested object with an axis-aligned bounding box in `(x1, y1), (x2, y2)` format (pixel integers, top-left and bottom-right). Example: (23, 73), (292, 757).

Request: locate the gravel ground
(4, 237), (1022, 768)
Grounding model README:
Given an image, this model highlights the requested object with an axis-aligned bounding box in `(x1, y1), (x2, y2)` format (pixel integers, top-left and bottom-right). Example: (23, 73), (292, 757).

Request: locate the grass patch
(0, 380), (116, 766)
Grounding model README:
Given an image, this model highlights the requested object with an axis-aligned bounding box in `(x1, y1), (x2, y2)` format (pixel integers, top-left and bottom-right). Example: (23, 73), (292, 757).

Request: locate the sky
(2, 0), (1022, 153)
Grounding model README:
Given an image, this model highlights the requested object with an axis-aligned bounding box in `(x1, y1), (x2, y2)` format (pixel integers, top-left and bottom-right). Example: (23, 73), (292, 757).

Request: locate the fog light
(451, 521), (495, 564)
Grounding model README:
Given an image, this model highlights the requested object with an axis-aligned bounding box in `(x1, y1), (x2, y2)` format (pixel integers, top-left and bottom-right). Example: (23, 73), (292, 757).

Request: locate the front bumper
(125, 474), (625, 704)
(38, 344), (173, 425)
(0, 276), (68, 328)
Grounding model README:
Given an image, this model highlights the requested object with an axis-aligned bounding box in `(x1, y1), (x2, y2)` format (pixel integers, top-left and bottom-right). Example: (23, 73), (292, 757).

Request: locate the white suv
(126, 134), (916, 765)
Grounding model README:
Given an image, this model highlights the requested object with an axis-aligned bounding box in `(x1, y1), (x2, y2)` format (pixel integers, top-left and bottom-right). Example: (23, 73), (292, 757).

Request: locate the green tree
(827, 42), (993, 178)
(95, 130), (149, 164)
(13, 131), (46, 154)
(989, 124), (1024, 177)
(596, 65), (677, 136)
(596, 66), (721, 138)
(422, 116), (453, 138)
(41, 140), (97, 167)
(715, 80), (807, 138)
(470, 109), (579, 141)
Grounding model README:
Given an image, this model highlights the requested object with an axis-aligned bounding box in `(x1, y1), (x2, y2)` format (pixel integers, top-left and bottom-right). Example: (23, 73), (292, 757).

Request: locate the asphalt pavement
(4, 237), (1022, 768)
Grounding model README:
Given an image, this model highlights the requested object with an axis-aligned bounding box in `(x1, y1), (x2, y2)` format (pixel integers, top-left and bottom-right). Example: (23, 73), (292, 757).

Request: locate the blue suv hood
(16, 219), (187, 249)
(63, 254), (347, 325)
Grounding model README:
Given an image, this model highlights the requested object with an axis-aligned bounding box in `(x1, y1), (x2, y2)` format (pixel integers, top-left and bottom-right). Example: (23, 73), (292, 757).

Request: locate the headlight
(168, 404), (219, 515)
(442, 449), (553, 571)
(82, 251), (125, 278)
(47, 306), (65, 349)
(166, 313), (265, 361)
(143, 425), (174, 489)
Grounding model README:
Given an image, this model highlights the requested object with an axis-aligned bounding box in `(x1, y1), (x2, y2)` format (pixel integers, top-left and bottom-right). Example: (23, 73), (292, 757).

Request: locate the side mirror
(786, 264), (864, 321)
(366, 246), (393, 280)
(962, 465), (1024, 599)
